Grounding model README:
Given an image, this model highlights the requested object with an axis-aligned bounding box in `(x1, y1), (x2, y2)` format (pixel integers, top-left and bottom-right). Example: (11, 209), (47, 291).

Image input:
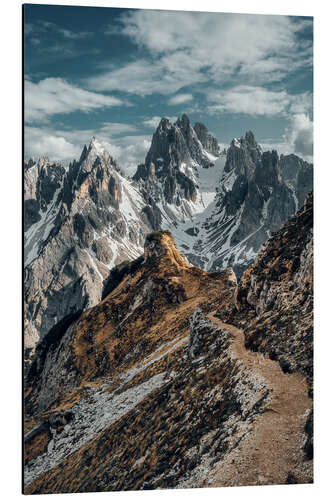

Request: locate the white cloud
(25, 127), (81, 161)
(168, 93), (193, 106)
(286, 113), (313, 159)
(88, 11), (312, 125)
(87, 59), (205, 96)
(97, 11), (311, 95)
(142, 116), (177, 128)
(261, 113), (313, 162)
(207, 85), (312, 117)
(98, 122), (137, 136)
(142, 116), (162, 129)
(119, 11), (298, 63)
(107, 135), (152, 176)
(207, 86), (289, 116)
(25, 78), (126, 123)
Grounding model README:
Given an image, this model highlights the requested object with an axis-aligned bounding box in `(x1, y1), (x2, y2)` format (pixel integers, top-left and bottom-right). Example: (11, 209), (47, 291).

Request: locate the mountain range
(24, 114), (313, 359)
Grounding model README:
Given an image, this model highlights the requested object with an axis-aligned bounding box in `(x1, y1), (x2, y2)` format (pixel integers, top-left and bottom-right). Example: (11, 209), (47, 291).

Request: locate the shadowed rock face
(24, 158), (66, 231)
(190, 132), (313, 278)
(220, 192), (314, 470)
(24, 224), (312, 493)
(280, 154), (313, 208)
(194, 122), (220, 157)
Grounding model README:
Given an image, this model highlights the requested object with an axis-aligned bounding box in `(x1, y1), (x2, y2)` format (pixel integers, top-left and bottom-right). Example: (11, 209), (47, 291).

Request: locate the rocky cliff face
(194, 122), (220, 157)
(280, 154), (313, 208)
(24, 227), (313, 493)
(24, 137), (154, 356)
(24, 158), (66, 231)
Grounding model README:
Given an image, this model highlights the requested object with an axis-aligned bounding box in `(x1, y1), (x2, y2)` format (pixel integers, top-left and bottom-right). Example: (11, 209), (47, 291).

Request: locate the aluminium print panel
(23, 3), (313, 494)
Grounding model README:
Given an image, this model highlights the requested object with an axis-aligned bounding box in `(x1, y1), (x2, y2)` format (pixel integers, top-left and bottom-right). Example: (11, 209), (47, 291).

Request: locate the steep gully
(205, 312), (311, 486)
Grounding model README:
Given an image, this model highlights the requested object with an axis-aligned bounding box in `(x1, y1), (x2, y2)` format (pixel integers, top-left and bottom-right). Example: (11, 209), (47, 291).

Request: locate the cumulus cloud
(87, 59), (205, 96)
(119, 11), (298, 64)
(107, 135), (152, 176)
(168, 93), (193, 106)
(287, 113), (313, 159)
(142, 116), (163, 129)
(261, 114), (313, 162)
(25, 127), (81, 161)
(25, 78), (126, 122)
(206, 86), (312, 117)
(95, 11), (312, 96)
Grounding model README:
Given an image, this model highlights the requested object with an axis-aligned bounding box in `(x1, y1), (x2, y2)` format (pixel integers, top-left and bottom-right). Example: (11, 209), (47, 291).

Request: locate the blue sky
(24, 4), (313, 173)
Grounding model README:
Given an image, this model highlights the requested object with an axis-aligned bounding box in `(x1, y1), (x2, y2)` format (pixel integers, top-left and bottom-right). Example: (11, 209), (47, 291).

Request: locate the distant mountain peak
(88, 136), (107, 156)
(175, 113), (191, 128)
(157, 117), (172, 130)
(244, 130), (256, 145)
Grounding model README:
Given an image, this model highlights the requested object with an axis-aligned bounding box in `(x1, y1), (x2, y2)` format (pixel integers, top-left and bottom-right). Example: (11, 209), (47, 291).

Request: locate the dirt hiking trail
(205, 312), (312, 487)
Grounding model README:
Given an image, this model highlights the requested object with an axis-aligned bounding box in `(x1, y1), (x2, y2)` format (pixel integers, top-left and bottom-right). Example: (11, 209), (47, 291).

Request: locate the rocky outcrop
(280, 154), (313, 208)
(25, 231), (237, 415)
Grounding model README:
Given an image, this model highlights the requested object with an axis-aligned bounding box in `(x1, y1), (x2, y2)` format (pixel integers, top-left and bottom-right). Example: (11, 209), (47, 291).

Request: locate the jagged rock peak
(24, 158), (36, 170)
(157, 116), (173, 131)
(175, 113), (191, 129)
(141, 113), (220, 173)
(87, 136), (108, 158)
(143, 230), (191, 269)
(77, 137), (112, 166)
(75, 137), (121, 178)
(194, 121), (220, 156)
(230, 130), (260, 150)
(225, 130), (262, 175)
(244, 130), (257, 146)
